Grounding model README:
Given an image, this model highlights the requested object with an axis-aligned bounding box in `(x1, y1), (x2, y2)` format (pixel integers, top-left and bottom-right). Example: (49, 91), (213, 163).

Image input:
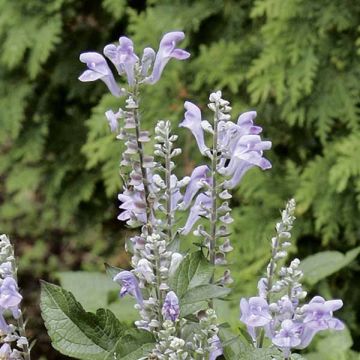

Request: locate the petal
(181, 165), (210, 209)
(180, 193), (211, 235)
(180, 101), (209, 155)
(78, 70), (103, 82)
(145, 31), (189, 84)
(171, 48), (191, 60)
(141, 47), (156, 76)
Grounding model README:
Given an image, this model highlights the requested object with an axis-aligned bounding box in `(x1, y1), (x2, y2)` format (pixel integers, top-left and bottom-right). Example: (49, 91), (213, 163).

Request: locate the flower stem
(209, 106), (219, 287)
(132, 83), (154, 234)
(164, 126), (173, 242)
(131, 83), (163, 321)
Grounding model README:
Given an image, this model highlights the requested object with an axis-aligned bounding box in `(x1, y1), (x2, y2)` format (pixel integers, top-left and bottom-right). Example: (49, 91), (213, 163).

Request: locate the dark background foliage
(0, 0), (359, 358)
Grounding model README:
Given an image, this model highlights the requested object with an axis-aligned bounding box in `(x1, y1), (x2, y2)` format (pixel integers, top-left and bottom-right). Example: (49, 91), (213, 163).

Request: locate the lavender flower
(145, 31), (190, 84)
(302, 296), (344, 331)
(0, 343), (11, 358)
(0, 277), (22, 319)
(180, 193), (212, 235)
(240, 297), (272, 327)
(78, 52), (123, 97)
(180, 165), (211, 209)
(162, 291), (180, 321)
(117, 188), (147, 225)
(113, 271), (144, 307)
(103, 36), (139, 86)
(179, 101), (209, 155)
(272, 319), (301, 358)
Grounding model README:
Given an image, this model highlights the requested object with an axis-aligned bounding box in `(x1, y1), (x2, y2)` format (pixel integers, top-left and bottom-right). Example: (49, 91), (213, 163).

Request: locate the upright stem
(209, 107), (219, 280)
(164, 129), (173, 242)
(12, 260), (30, 360)
(131, 82), (163, 320)
(266, 235), (280, 303)
(132, 83), (154, 234)
(17, 315), (31, 360)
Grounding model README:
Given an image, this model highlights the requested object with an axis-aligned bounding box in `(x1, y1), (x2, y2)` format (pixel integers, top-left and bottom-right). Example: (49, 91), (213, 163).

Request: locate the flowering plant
(37, 31), (345, 360)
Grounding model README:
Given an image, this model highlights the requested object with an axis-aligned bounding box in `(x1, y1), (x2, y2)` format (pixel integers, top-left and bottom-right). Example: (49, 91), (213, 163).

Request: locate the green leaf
(40, 281), (125, 360)
(300, 247), (360, 285)
(180, 284), (231, 305)
(218, 327), (281, 359)
(105, 330), (154, 360)
(168, 251), (214, 298)
(57, 271), (138, 322)
(104, 263), (125, 280)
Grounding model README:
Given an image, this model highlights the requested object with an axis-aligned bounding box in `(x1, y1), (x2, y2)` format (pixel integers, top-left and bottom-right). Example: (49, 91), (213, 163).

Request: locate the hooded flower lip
(0, 277), (22, 319)
(272, 319), (302, 356)
(113, 270), (143, 307)
(179, 101), (209, 155)
(145, 31), (190, 84)
(78, 52), (123, 97)
(180, 193), (211, 235)
(104, 36), (139, 86)
(240, 297), (272, 327)
(180, 165), (211, 209)
(140, 47), (156, 77)
(162, 291), (180, 321)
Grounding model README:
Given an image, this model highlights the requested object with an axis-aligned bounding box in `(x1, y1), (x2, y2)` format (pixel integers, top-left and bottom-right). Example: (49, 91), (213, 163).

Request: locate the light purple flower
(209, 335), (223, 360)
(180, 193), (211, 235)
(145, 31), (190, 84)
(140, 47), (156, 77)
(217, 111), (271, 189)
(162, 291), (180, 321)
(0, 277), (22, 319)
(78, 52), (123, 97)
(302, 296), (344, 331)
(0, 313), (9, 335)
(0, 343), (11, 358)
(272, 319), (302, 358)
(240, 297), (272, 327)
(105, 109), (123, 132)
(104, 36), (139, 86)
(118, 188), (147, 225)
(180, 165), (211, 209)
(113, 271), (143, 307)
(179, 102), (209, 155)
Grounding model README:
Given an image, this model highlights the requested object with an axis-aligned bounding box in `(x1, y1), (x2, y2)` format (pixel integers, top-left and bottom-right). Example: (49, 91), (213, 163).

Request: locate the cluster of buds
(153, 120), (188, 243)
(240, 201), (344, 358)
(185, 309), (221, 359)
(149, 318), (188, 360)
(0, 235), (30, 360)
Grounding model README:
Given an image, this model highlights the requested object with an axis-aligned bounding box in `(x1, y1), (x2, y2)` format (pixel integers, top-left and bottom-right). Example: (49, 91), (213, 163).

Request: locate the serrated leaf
(40, 281), (126, 360)
(105, 330), (154, 360)
(300, 247), (360, 285)
(218, 326), (281, 359)
(180, 284), (231, 305)
(57, 271), (138, 322)
(168, 251), (214, 298)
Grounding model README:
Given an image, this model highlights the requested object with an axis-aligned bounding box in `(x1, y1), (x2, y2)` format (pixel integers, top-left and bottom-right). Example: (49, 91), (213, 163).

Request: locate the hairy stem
(132, 84), (154, 233)
(164, 128), (173, 242)
(131, 83), (163, 321)
(209, 106), (219, 286)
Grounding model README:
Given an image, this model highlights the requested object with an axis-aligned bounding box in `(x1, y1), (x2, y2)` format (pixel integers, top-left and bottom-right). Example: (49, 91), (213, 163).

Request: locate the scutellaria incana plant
(38, 31), (345, 360)
(0, 235), (30, 360)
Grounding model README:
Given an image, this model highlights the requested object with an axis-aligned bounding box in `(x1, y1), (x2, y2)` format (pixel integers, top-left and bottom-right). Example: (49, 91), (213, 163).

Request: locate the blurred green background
(0, 0), (359, 358)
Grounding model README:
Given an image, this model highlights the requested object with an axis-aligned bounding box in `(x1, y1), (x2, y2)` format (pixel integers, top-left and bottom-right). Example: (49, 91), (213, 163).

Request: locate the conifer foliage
(0, 0), (359, 357)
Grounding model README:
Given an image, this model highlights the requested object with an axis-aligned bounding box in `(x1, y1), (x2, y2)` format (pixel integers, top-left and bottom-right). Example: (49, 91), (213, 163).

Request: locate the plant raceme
(0, 235), (30, 360)
(37, 31), (345, 360)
